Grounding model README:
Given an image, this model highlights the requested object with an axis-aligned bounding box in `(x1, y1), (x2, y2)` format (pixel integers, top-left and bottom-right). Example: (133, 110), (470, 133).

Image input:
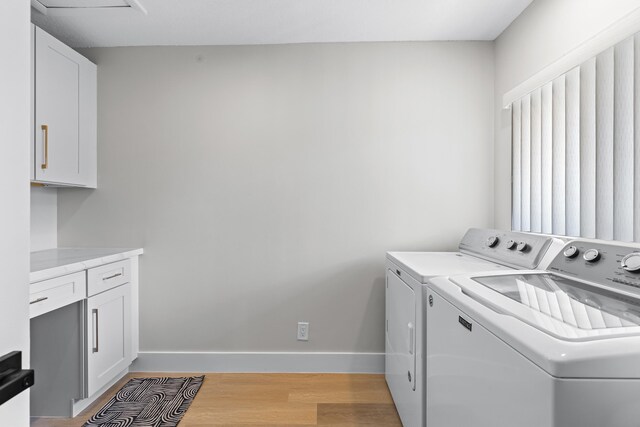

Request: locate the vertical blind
(511, 34), (640, 242)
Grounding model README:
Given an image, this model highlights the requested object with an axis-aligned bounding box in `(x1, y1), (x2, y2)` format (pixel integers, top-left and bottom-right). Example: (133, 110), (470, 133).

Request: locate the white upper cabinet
(32, 25), (97, 187)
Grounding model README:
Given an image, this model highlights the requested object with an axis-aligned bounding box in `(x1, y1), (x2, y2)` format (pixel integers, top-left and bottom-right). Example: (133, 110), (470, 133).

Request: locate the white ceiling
(32, 0), (533, 48)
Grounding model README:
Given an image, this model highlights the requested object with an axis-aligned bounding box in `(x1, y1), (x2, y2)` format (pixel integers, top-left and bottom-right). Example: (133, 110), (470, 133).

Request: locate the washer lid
(386, 252), (508, 283)
(472, 273), (640, 341)
(435, 273), (640, 378)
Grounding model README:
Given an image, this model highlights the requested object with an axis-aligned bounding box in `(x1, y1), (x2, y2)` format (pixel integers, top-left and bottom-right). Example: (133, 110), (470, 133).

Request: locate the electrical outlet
(297, 322), (309, 341)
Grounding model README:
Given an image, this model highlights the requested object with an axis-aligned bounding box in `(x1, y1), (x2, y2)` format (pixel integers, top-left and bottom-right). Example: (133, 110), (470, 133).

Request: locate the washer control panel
(459, 228), (553, 269)
(583, 248), (601, 262)
(548, 241), (640, 292)
(563, 245), (579, 258)
(622, 253), (640, 272)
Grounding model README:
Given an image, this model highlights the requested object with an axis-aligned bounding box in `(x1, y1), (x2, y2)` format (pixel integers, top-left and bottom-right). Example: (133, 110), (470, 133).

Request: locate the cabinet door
(86, 283), (131, 397)
(34, 27), (97, 187)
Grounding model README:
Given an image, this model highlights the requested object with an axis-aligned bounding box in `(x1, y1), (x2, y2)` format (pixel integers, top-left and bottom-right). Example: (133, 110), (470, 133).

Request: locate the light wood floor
(31, 372), (402, 426)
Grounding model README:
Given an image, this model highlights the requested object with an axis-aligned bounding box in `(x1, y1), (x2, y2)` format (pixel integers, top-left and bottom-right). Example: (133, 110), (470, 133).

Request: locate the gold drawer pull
(41, 125), (49, 169)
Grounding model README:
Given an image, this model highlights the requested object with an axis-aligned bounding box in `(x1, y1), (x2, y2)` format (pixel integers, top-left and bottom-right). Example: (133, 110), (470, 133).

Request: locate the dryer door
(386, 269), (417, 396)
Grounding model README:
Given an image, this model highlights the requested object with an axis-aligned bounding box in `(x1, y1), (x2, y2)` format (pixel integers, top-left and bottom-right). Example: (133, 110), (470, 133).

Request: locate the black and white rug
(83, 376), (204, 427)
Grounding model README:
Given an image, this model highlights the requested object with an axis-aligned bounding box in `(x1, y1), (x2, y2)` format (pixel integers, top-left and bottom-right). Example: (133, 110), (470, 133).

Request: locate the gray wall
(58, 42), (494, 353)
(493, 0), (640, 230)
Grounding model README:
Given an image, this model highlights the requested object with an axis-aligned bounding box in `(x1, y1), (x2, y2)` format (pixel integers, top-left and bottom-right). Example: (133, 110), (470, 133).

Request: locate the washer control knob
(563, 246), (579, 258)
(486, 236), (499, 248)
(621, 253), (640, 272)
(506, 240), (517, 250)
(516, 241), (528, 252)
(583, 249), (600, 262)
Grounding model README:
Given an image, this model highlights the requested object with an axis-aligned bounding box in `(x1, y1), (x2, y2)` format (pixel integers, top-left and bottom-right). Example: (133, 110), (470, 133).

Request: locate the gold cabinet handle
(41, 124), (49, 169)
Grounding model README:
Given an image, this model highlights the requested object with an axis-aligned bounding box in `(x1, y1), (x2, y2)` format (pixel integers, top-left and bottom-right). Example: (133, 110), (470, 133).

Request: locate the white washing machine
(426, 240), (640, 427)
(385, 228), (564, 427)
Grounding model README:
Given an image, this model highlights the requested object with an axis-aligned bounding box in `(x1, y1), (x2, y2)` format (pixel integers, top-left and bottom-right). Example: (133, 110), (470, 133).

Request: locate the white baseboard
(130, 351), (384, 374)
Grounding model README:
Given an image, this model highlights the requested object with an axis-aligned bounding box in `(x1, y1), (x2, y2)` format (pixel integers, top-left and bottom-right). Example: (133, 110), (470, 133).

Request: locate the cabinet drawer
(30, 272), (86, 319)
(87, 259), (131, 297)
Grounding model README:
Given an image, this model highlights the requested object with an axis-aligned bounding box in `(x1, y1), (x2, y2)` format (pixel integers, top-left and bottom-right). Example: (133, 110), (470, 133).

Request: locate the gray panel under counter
(30, 301), (85, 417)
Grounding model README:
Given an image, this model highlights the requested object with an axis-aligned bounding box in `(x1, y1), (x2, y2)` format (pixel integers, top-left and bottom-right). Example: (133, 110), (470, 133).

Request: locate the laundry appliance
(426, 240), (640, 427)
(385, 228), (564, 427)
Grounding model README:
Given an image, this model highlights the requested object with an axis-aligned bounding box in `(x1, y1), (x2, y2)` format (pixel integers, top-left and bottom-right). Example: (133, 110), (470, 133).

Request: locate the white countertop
(30, 247), (144, 283)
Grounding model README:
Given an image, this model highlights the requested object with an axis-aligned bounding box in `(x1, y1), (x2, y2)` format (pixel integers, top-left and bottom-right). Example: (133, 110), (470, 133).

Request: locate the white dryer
(385, 228), (563, 427)
(426, 240), (640, 427)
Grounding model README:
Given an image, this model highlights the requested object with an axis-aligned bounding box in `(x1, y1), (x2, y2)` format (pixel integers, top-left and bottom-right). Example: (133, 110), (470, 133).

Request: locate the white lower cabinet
(30, 251), (141, 418)
(86, 283), (132, 397)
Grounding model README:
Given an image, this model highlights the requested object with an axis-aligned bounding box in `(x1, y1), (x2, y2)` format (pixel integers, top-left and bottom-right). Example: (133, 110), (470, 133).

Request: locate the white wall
(0, 1), (31, 425)
(494, 0), (640, 230)
(58, 42), (494, 355)
(31, 188), (57, 251)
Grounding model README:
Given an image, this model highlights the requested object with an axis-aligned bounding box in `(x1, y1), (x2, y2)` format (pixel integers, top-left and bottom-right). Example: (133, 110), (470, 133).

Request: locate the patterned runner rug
(83, 376), (204, 427)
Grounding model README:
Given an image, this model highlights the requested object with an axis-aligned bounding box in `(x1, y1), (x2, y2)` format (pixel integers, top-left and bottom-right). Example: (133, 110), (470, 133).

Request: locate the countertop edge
(30, 248), (144, 283)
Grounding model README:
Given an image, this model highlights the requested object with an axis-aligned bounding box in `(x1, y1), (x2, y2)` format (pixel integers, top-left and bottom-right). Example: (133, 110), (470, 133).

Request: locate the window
(511, 35), (639, 241)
